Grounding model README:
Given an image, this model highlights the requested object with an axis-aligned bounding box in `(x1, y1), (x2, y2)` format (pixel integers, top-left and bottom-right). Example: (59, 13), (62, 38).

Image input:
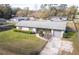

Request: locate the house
(16, 17), (67, 40)
(29, 17), (36, 20)
(75, 15), (79, 19)
(58, 4), (67, 9)
(0, 18), (6, 23)
(10, 17), (29, 22)
(74, 15), (79, 23)
(50, 16), (67, 21)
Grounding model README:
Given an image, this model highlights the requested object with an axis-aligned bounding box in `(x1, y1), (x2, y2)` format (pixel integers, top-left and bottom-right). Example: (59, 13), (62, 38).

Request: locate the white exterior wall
(60, 31), (64, 38)
(32, 28), (36, 32)
(30, 17), (35, 20)
(12, 19), (18, 22)
(22, 27), (29, 31)
(13, 19), (17, 21)
(16, 27), (19, 29)
(51, 29), (64, 38)
(16, 27), (37, 32)
(51, 30), (53, 34)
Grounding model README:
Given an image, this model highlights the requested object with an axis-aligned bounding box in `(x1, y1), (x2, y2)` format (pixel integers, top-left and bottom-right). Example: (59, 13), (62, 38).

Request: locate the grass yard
(70, 33), (79, 55)
(71, 23), (79, 54)
(63, 22), (79, 54)
(0, 29), (46, 55)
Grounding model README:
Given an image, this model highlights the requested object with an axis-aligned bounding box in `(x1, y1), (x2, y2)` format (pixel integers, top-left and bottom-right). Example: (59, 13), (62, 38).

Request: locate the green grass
(63, 32), (79, 55)
(63, 32), (75, 38)
(63, 22), (79, 54)
(0, 30), (46, 55)
(71, 23), (79, 54)
(69, 33), (79, 55)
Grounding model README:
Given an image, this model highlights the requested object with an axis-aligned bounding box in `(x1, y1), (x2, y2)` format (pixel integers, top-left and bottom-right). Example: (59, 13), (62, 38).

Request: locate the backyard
(69, 23), (79, 55)
(63, 22), (79, 55)
(0, 29), (46, 55)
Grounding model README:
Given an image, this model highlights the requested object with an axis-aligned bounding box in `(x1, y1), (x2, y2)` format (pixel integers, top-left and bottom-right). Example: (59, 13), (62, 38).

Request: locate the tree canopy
(0, 4), (12, 19)
(0, 4), (77, 20)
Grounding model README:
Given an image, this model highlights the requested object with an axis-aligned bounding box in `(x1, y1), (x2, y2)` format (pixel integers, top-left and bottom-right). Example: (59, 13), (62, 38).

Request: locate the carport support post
(51, 30), (53, 35)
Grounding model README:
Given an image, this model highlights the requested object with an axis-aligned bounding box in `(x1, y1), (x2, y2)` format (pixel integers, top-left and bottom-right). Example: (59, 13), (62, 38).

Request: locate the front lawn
(0, 30), (46, 55)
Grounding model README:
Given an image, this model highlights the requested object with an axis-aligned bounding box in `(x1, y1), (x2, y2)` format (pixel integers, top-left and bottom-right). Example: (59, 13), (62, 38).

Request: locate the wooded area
(0, 4), (78, 20)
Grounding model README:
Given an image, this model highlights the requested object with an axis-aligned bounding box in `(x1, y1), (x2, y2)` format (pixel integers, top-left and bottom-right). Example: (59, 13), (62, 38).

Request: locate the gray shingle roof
(10, 17), (29, 21)
(12, 17), (28, 19)
(16, 20), (67, 30)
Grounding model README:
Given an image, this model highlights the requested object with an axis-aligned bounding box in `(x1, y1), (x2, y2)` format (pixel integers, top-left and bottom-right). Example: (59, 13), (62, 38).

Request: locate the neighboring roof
(75, 15), (79, 19)
(16, 20), (67, 30)
(0, 18), (6, 22)
(50, 16), (67, 21)
(10, 17), (29, 20)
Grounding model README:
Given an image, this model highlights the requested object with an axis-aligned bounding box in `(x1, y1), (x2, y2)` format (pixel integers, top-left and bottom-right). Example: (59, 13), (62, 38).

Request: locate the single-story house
(10, 17), (29, 22)
(75, 15), (79, 19)
(0, 18), (6, 23)
(73, 15), (79, 23)
(16, 17), (67, 40)
(50, 16), (67, 21)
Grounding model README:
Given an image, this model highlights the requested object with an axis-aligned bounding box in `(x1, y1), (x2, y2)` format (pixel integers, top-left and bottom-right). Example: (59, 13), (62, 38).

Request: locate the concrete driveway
(40, 37), (73, 55)
(40, 37), (61, 55)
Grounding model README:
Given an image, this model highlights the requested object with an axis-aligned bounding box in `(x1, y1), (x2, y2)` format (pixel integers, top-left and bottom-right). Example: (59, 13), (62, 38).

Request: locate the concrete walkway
(40, 37), (73, 55)
(40, 37), (61, 55)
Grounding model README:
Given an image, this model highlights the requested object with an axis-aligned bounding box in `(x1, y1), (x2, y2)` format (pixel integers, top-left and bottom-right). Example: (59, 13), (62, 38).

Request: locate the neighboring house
(16, 17), (67, 40)
(50, 16), (67, 21)
(58, 4), (67, 9)
(0, 18), (6, 23)
(75, 15), (79, 19)
(74, 15), (79, 23)
(10, 17), (29, 22)
(29, 17), (36, 20)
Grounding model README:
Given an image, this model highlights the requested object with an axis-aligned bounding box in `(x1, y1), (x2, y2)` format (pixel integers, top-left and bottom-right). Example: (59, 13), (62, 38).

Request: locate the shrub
(30, 51), (40, 55)
(63, 32), (75, 38)
(13, 29), (35, 34)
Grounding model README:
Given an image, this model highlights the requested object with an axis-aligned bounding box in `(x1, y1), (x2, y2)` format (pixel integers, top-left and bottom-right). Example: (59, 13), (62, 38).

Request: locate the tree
(0, 10), (3, 18)
(49, 7), (57, 16)
(66, 6), (79, 40)
(65, 6), (77, 19)
(32, 9), (49, 19)
(16, 7), (29, 17)
(12, 8), (21, 17)
(0, 4), (12, 19)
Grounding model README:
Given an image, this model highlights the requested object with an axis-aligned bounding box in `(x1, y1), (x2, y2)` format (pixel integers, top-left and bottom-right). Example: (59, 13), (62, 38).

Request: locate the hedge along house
(16, 17), (67, 40)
